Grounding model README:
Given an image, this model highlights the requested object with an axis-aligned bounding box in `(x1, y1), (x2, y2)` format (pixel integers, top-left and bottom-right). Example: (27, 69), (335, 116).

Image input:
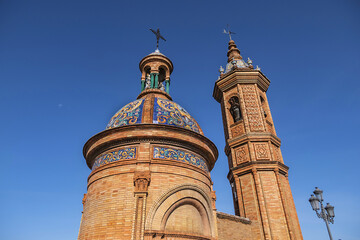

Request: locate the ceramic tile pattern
(153, 97), (201, 133)
(153, 146), (208, 172)
(106, 99), (144, 129)
(92, 147), (137, 170)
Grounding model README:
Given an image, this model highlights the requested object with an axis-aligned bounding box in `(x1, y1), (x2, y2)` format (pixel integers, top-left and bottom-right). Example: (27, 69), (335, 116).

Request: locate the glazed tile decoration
(153, 147), (208, 172)
(153, 97), (201, 133)
(106, 99), (144, 129)
(92, 147), (137, 170)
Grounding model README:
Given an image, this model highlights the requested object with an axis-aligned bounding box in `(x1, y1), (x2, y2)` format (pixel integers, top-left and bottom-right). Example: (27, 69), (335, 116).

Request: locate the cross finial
(150, 28), (166, 51)
(223, 24), (236, 41)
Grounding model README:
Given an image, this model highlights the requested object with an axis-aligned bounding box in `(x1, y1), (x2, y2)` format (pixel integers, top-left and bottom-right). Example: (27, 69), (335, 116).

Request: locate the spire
(222, 39), (251, 74)
(227, 40), (242, 62)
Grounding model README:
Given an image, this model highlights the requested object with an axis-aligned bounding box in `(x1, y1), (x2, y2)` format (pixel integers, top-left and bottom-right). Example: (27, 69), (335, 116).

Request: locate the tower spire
(227, 40), (242, 62)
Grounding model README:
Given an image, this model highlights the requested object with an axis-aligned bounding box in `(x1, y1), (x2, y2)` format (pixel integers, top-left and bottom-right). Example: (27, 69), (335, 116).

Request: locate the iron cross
(150, 28), (166, 50)
(223, 24), (236, 41)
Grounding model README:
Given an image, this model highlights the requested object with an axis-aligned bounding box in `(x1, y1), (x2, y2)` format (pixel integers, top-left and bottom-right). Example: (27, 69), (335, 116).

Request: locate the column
(150, 73), (154, 89)
(165, 79), (170, 94)
(154, 73), (159, 89)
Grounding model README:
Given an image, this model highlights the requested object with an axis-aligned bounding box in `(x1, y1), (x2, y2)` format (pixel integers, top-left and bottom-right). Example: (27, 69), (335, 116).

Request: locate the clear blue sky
(1, 0), (359, 239)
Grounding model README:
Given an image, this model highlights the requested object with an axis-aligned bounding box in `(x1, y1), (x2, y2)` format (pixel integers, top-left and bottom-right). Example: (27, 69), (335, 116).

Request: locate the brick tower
(213, 40), (303, 239)
(78, 49), (219, 240)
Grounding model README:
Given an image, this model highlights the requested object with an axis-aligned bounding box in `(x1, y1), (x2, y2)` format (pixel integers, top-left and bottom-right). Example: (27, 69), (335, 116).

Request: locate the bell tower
(213, 40), (303, 240)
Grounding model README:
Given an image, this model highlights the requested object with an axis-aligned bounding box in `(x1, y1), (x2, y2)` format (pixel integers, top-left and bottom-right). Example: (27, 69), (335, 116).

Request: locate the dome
(106, 94), (203, 134)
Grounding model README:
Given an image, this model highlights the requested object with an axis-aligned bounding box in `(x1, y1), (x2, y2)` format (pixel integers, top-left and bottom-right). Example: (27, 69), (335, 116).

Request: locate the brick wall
(216, 212), (253, 240)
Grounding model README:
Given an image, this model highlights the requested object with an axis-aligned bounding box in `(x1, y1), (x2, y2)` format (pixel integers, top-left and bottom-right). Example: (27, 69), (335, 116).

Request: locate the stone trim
(216, 211), (251, 224)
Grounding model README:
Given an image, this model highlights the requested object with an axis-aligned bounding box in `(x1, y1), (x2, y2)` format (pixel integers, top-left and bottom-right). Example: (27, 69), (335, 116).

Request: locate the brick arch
(226, 92), (240, 101)
(145, 184), (215, 237)
(161, 197), (211, 236)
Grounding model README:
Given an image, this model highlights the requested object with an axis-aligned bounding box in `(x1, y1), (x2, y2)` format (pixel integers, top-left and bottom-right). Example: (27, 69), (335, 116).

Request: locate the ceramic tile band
(92, 147), (137, 170)
(153, 146), (208, 172)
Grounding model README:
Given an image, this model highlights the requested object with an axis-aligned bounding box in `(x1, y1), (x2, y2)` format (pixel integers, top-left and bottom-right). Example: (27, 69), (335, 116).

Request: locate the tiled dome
(106, 97), (203, 134)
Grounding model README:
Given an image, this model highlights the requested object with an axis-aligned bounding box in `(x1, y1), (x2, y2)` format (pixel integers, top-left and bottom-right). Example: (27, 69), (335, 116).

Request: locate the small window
(260, 96), (267, 118)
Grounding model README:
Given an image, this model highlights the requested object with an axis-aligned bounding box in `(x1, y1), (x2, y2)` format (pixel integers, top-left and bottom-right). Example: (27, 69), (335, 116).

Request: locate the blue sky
(0, 0), (359, 239)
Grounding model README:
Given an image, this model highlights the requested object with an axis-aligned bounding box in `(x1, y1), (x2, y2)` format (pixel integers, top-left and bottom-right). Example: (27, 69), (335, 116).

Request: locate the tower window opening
(229, 96), (242, 122)
(144, 66), (151, 89)
(158, 67), (166, 91)
(260, 96), (267, 118)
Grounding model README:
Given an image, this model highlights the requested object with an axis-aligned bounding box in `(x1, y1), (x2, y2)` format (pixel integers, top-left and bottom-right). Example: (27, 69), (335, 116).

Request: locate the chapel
(77, 36), (303, 240)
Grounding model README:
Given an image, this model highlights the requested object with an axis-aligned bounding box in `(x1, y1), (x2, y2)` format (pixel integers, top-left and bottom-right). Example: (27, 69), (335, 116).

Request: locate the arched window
(228, 96), (242, 122)
(158, 67), (166, 83)
(158, 67), (166, 91)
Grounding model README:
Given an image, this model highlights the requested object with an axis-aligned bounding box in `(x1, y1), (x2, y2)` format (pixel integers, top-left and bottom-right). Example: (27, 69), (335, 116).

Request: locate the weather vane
(223, 24), (236, 41)
(150, 28), (166, 51)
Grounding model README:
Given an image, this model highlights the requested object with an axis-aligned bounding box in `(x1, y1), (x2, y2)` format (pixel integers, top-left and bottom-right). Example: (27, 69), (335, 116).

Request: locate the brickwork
(165, 203), (203, 234)
(79, 83), (219, 240)
(213, 40), (303, 239)
(216, 212), (253, 240)
(78, 167), (136, 239)
(78, 41), (303, 240)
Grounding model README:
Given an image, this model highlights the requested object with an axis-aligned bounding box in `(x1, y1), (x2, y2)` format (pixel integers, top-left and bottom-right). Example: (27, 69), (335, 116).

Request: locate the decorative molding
(133, 171), (151, 193)
(213, 70), (271, 102)
(153, 146), (209, 172)
(230, 161), (289, 177)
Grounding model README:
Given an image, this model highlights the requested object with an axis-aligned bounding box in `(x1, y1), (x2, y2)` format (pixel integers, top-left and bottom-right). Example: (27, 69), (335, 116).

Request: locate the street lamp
(309, 187), (335, 240)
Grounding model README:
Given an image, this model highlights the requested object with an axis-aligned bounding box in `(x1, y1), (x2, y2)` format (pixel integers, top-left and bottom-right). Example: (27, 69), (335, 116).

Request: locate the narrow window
(260, 96), (267, 118)
(229, 96), (242, 122)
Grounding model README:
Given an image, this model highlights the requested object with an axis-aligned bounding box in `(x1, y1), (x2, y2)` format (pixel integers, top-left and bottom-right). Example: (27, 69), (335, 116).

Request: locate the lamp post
(309, 187), (335, 240)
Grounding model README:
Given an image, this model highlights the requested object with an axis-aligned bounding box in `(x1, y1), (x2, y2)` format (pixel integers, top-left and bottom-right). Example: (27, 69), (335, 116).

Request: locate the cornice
(216, 211), (251, 224)
(227, 161), (289, 179)
(224, 132), (281, 155)
(213, 70), (270, 102)
(139, 54), (174, 73)
(83, 124), (218, 170)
